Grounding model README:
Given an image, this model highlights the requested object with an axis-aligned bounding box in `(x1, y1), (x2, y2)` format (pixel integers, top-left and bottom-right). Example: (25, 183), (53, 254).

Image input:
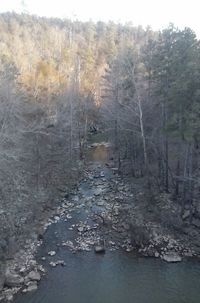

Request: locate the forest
(0, 12), (200, 301)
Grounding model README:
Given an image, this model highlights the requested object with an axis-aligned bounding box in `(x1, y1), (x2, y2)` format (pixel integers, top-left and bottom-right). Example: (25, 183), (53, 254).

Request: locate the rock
(5, 271), (24, 287)
(56, 260), (66, 266)
(7, 294), (14, 301)
(49, 262), (57, 267)
(72, 196), (79, 202)
(94, 188), (104, 196)
(23, 281), (38, 292)
(97, 200), (104, 206)
(50, 260), (66, 267)
(27, 271), (41, 282)
(162, 253), (182, 263)
(155, 251), (160, 258)
(19, 267), (27, 274)
(77, 226), (84, 232)
(66, 214), (72, 219)
(29, 260), (37, 267)
(108, 241), (116, 246)
(94, 246), (105, 253)
(48, 251), (56, 256)
(38, 265), (45, 273)
(54, 216), (60, 221)
(184, 251), (193, 257)
(126, 247), (133, 252)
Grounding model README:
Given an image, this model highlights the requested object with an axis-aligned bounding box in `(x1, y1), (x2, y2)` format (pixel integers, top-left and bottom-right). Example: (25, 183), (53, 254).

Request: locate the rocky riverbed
(0, 141), (198, 302)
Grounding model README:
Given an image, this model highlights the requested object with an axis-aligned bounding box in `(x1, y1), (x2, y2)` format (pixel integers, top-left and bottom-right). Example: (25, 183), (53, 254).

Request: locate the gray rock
(162, 253), (182, 263)
(5, 271), (24, 287)
(23, 281), (38, 293)
(37, 265), (45, 273)
(100, 172), (105, 177)
(94, 187), (105, 196)
(19, 266), (27, 274)
(29, 260), (37, 267)
(48, 251), (56, 256)
(54, 216), (60, 221)
(49, 262), (57, 267)
(6, 294), (14, 301)
(50, 260), (66, 267)
(55, 260), (66, 266)
(77, 226), (84, 232)
(97, 200), (105, 206)
(94, 246), (105, 253)
(126, 247), (133, 252)
(111, 168), (118, 173)
(27, 271), (41, 282)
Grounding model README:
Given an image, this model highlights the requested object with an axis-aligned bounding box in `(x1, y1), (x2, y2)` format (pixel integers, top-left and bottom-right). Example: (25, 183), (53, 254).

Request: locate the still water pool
(14, 220), (200, 303)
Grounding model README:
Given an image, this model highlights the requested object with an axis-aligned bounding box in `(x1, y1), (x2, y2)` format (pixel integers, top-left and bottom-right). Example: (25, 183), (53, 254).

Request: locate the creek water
(14, 217), (200, 303)
(14, 142), (200, 303)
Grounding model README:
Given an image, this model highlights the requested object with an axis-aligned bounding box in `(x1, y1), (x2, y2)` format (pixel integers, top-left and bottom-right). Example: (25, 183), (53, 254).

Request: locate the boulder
(77, 226), (84, 232)
(23, 281), (38, 293)
(94, 246), (105, 253)
(7, 294), (14, 301)
(162, 253), (182, 263)
(27, 271), (41, 282)
(5, 270), (24, 287)
(48, 251), (56, 256)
